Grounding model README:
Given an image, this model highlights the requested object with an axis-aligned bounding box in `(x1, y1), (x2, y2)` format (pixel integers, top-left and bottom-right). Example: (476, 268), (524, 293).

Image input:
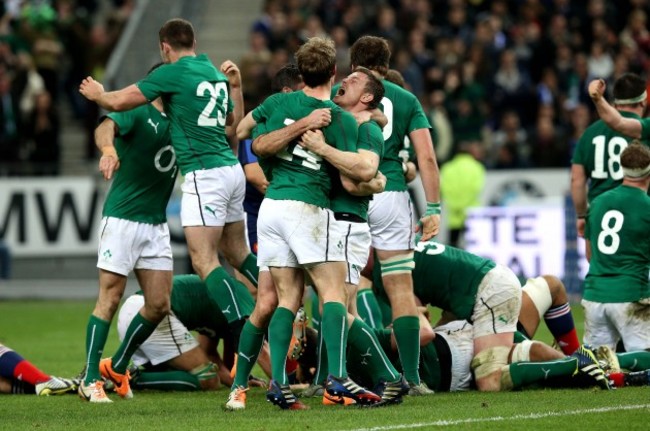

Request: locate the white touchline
(347, 404), (650, 431)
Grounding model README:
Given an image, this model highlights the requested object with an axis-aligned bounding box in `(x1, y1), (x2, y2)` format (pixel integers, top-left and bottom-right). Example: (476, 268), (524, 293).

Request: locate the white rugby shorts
(257, 198), (345, 267)
(97, 217), (172, 276)
(117, 294), (198, 366)
(367, 191), (414, 251)
(582, 299), (650, 351)
(435, 320), (474, 391)
(335, 219), (371, 286)
(181, 165), (245, 227)
(471, 264), (522, 339)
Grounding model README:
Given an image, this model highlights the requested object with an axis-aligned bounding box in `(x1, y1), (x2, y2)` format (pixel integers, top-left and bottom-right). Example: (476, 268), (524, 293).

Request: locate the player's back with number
(137, 55), (236, 175)
(584, 186), (650, 302)
(572, 116), (649, 202)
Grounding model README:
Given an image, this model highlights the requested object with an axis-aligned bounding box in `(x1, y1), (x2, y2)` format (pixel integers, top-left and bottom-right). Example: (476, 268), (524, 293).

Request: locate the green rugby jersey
(572, 111), (650, 202)
(167, 274), (254, 337)
(333, 80), (430, 192)
(252, 91), (358, 208)
(103, 104), (176, 224)
(330, 120), (384, 220)
(137, 54), (237, 175)
(584, 185), (650, 303)
(372, 241), (495, 320)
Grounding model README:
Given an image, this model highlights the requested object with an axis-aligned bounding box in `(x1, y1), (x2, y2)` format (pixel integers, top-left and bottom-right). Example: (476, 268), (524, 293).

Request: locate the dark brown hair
(350, 36), (391, 77)
(159, 18), (195, 50)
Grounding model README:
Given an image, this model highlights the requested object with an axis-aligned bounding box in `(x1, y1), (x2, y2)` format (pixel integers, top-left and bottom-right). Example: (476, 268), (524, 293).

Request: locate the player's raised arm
(589, 78), (644, 139)
(222, 60), (244, 142)
(79, 78), (147, 112)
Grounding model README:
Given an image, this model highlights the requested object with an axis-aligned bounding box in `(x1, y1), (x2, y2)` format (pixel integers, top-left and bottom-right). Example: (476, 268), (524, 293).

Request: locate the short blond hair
(295, 37), (336, 88)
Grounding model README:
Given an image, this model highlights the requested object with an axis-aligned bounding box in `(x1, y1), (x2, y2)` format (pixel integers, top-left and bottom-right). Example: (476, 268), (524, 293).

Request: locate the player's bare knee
(143, 296), (170, 321)
(471, 346), (510, 392)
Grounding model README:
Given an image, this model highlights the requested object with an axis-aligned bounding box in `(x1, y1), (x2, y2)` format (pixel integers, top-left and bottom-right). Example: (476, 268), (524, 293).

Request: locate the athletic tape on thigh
(522, 277), (553, 319)
(510, 340), (534, 363)
(378, 252), (415, 276)
(470, 346), (511, 380)
(190, 362), (218, 381)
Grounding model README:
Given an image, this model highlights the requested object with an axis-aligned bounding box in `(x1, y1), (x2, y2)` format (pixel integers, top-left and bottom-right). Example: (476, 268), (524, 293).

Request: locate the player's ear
(360, 92), (373, 105)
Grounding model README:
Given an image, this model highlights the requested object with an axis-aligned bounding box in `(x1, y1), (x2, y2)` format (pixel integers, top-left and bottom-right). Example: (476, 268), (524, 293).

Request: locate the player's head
(158, 18), (196, 62)
(385, 69), (406, 88)
(271, 64), (304, 93)
(621, 142), (650, 182)
(613, 73), (647, 111)
(294, 37), (336, 88)
(350, 36), (391, 78)
(334, 66), (385, 111)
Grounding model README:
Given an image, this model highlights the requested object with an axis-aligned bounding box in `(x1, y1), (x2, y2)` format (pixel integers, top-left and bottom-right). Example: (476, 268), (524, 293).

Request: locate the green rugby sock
(507, 358), (578, 388)
(312, 328), (328, 385)
(205, 267), (246, 324)
(393, 315), (421, 384)
(112, 313), (157, 374)
(132, 370), (200, 391)
(617, 351), (650, 371)
(83, 315), (110, 384)
(348, 318), (399, 382)
(268, 307), (294, 385)
(233, 320), (266, 388)
(356, 289), (385, 329)
(238, 253), (259, 288)
(322, 302), (348, 379)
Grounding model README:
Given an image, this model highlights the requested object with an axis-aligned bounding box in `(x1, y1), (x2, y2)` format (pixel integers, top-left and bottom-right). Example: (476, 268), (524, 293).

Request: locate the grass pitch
(1, 300), (649, 431)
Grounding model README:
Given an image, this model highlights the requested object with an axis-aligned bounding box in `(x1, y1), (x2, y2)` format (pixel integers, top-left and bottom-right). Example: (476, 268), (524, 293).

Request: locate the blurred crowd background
(0, 0), (649, 176)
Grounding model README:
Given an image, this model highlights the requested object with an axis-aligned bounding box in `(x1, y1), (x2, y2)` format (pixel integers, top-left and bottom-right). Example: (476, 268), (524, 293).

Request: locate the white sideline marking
(348, 404), (650, 430)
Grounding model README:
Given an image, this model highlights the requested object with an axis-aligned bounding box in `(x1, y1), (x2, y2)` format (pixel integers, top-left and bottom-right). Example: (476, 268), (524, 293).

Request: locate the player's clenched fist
(220, 60), (241, 88)
(305, 108), (331, 129)
(588, 79), (606, 101)
(79, 76), (104, 102)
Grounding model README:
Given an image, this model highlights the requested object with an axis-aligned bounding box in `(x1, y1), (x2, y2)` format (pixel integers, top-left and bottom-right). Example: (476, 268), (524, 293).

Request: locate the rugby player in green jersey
(296, 67), (410, 405)
(78, 64), (177, 403)
(343, 36), (441, 394)
(582, 143), (650, 351)
(588, 74), (650, 142)
(228, 64), (404, 409)
(371, 240), (522, 391)
(116, 274), (267, 392)
(251, 37), (383, 409)
(79, 19), (259, 362)
(572, 73), (650, 238)
(343, 274), (613, 392)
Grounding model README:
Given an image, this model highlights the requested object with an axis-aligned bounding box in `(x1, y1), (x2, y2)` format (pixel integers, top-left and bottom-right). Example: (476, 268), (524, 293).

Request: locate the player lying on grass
(110, 274), (269, 393)
(0, 343), (77, 395)
(300, 272), (620, 395)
